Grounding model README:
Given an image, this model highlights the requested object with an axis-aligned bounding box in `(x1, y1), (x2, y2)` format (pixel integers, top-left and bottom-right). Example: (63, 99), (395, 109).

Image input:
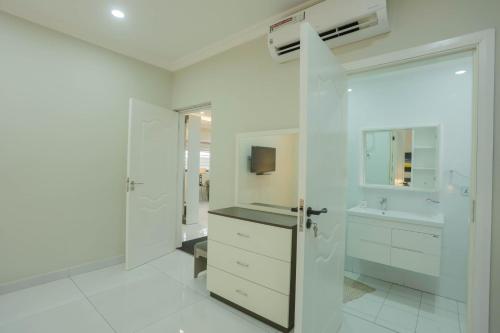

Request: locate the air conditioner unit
(268, 0), (389, 62)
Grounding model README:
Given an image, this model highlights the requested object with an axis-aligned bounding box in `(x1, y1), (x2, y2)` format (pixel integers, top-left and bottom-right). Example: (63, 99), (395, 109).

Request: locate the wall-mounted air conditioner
(268, 0), (389, 62)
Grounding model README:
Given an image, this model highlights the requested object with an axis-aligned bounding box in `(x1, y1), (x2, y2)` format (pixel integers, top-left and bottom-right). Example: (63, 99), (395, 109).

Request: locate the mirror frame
(234, 128), (299, 215)
(360, 125), (441, 192)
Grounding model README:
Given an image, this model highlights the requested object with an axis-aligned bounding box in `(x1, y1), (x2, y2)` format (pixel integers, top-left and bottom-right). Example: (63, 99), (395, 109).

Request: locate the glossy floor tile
(1, 251), (465, 333)
(137, 298), (268, 333)
(148, 250), (209, 296)
(343, 272), (463, 333)
(87, 274), (205, 333)
(0, 279), (83, 325)
(0, 299), (114, 333)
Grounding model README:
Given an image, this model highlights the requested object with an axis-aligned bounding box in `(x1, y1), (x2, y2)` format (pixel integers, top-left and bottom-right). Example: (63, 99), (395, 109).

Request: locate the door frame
(341, 29), (495, 333)
(174, 103), (212, 248)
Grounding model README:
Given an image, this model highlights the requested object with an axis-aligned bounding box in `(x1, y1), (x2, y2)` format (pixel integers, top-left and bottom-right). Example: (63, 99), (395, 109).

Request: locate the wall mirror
(235, 129), (299, 214)
(362, 126), (439, 191)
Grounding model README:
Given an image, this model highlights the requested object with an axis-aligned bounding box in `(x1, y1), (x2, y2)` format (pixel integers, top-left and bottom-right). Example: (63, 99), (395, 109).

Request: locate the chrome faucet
(379, 197), (388, 211)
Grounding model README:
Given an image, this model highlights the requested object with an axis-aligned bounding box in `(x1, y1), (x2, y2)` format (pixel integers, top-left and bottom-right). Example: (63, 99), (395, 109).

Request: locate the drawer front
(208, 240), (291, 295)
(391, 248), (440, 276)
(208, 214), (292, 261)
(347, 221), (391, 265)
(347, 237), (390, 265)
(392, 229), (441, 255)
(207, 266), (289, 327)
(348, 221), (391, 245)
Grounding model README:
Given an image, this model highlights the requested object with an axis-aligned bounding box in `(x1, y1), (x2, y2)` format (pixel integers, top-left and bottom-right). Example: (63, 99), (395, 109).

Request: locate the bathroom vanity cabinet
(346, 207), (443, 276)
(207, 207), (296, 333)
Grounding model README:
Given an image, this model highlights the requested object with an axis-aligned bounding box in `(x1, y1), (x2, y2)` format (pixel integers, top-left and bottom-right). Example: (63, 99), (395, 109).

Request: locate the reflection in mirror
(363, 126), (438, 190)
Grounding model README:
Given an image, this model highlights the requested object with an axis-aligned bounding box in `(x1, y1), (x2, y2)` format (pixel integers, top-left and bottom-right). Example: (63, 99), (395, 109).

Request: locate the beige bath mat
(343, 277), (376, 303)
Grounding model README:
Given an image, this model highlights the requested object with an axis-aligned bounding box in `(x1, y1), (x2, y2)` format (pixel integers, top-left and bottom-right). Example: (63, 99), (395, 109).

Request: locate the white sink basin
(347, 206), (444, 228)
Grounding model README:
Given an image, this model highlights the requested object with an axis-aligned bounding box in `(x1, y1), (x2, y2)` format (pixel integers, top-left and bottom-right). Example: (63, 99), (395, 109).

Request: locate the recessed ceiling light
(455, 70), (466, 75)
(348, 88), (353, 92)
(111, 9), (125, 19)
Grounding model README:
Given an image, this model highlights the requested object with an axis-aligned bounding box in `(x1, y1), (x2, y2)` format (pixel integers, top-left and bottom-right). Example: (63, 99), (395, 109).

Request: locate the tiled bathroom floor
(0, 251), (465, 333)
(344, 271), (466, 333)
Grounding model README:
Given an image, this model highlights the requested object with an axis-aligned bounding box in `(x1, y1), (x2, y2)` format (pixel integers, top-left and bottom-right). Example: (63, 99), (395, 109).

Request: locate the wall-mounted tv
(250, 146), (276, 175)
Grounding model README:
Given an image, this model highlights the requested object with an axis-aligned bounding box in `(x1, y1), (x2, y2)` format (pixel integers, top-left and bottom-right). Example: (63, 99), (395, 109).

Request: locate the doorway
(178, 108), (211, 253)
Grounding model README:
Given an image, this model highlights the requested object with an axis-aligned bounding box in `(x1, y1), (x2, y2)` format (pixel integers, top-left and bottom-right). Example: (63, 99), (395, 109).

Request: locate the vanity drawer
(348, 221), (391, 245)
(392, 229), (441, 255)
(208, 240), (291, 295)
(208, 214), (292, 261)
(347, 238), (391, 265)
(207, 266), (289, 327)
(391, 247), (440, 276)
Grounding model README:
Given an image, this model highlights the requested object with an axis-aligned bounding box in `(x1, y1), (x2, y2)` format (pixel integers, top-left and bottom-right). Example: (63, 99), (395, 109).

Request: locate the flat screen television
(250, 146), (276, 175)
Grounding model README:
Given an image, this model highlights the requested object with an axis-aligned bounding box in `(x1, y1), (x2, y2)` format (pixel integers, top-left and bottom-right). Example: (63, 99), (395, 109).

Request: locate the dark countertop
(209, 206), (297, 229)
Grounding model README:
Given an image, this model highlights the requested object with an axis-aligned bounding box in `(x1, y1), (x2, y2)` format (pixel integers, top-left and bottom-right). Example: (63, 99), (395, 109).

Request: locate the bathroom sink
(347, 206), (444, 228)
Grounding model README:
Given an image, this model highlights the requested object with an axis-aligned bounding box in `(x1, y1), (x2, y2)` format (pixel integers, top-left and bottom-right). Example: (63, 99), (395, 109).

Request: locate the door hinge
(471, 199), (476, 224)
(126, 177), (130, 192)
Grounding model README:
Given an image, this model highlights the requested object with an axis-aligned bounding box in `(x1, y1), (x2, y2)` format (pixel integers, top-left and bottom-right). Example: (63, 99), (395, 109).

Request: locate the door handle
(306, 207), (327, 217)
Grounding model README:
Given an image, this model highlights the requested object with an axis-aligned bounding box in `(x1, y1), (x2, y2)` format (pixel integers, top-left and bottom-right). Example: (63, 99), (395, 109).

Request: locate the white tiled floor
(182, 201), (209, 242)
(343, 271), (466, 333)
(0, 251), (466, 333)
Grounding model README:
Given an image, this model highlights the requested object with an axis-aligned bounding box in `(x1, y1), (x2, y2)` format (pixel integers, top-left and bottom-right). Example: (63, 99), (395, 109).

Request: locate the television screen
(250, 146), (276, 174)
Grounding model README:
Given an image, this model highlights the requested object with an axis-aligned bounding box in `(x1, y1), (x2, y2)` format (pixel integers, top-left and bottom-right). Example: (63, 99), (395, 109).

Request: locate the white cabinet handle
(235, 289), (248, 297)
(236, 261), (249, 268)
(236, 232), (250, 238)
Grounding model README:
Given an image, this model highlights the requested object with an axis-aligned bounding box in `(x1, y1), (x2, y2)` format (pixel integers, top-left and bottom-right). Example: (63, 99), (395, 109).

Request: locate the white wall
(0, 12), (172, 284)
(346, 52), (473, 301)
(171, 1), (500, 329)
(236, 132), (298, 209)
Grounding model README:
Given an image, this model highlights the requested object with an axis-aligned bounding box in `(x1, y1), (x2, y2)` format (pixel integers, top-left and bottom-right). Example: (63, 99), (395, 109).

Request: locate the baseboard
(0, 255), (124, 295)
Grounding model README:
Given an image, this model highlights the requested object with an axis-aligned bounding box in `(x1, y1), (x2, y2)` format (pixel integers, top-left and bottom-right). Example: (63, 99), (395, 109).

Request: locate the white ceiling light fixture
(111, 9), (125, 19)
(348, 88), (353, 92)
(455, 70), (467, 75)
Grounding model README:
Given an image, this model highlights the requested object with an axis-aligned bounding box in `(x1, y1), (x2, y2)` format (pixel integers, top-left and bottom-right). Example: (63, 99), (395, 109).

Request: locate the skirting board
(0, 255), (124, 295)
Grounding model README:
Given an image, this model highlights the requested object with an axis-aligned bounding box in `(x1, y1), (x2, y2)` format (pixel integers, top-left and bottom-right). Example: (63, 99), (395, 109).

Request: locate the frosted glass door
(295, 23), (347, 333)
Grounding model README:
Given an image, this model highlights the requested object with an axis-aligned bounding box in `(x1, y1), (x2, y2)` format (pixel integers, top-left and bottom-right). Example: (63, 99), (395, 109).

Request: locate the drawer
(348, 221), (391, 246)
(347, 237), (390, 265)
(208, 240), (291, 295)
(391, 247), (440, 276)
(392, 229), (441, 255)
(207, 266), (289, 327)
(208, 214), (292, 262)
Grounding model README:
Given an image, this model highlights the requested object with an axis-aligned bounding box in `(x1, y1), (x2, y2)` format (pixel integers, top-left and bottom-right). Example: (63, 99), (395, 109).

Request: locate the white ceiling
(0, 0), (319, 71)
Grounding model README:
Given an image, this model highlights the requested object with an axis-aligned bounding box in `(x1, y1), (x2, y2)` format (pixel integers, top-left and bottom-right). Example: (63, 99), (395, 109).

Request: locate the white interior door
(126, 98), (179, 269)
(295, 23), (348, 333)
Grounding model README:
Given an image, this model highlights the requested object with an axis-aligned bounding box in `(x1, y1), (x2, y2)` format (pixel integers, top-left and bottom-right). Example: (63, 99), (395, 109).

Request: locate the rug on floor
(344, 277), (376, 303)
(178, 236), (207, 256)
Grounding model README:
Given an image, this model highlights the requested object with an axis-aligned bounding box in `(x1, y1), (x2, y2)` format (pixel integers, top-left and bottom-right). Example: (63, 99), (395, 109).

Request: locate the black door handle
(307, 207), (328, 217)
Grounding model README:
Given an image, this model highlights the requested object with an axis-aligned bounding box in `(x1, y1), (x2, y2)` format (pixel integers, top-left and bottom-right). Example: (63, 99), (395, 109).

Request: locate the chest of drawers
(207, 207), (297, 332)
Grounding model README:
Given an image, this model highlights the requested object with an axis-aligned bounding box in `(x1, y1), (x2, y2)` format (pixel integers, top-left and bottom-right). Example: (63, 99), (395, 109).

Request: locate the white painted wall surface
(236, 132), (298, 209)
(0, 12), (172, 284)
(346, 52), (474, 301)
